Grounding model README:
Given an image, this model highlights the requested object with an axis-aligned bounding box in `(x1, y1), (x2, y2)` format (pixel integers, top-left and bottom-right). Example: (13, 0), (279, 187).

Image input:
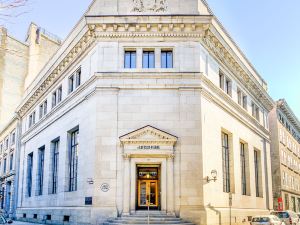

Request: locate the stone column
(123, 154), (131, 215)
(167, 154), (175, 215)
(9, 181), (14, 218)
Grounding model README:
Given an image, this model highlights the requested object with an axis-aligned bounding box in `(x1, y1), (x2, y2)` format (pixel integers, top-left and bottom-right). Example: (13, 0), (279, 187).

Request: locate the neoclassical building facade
(1, 0), (276, 225)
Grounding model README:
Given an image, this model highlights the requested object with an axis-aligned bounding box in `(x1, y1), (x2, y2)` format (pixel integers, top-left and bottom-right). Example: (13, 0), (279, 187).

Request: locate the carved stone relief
(132, 0), (168, 12)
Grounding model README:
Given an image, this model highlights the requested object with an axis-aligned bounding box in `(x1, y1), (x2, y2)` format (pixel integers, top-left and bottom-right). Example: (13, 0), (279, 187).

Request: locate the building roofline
(277, 99), (300, 133)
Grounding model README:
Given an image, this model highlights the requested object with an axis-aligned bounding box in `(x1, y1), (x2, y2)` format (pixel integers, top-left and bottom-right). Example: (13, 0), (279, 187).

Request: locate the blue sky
(4, 0), (300, 118)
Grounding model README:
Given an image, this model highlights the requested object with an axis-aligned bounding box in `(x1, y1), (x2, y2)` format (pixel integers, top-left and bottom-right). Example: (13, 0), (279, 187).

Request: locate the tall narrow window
(68, 68), (81, 93)
(143, 51), (155, 68)
(27, 153), (33, 197)
(219, 71), (225, 90)
(50, 139), (59, 194)
(37, 146), (45, 196)
(254, 150), (262, 197)
(242, 95), (248, 110)
(3, 158), (6, 174)
(240, 143), (248, 195)
(69, 129), (79, 192)
(222, 132), (230, 193)
(161, 50), (173, 68)
(57, 86), (62, 103)
(237, 88), (242, 105)
(124, 51), (136, 69)
(285, 194), (289, 210)
(11, 133), (15, 145)
(9, 154), (13, 171)
(225, 77), (232, 97)
(252, 102), (260, 121)
(52, 86), (62, 108)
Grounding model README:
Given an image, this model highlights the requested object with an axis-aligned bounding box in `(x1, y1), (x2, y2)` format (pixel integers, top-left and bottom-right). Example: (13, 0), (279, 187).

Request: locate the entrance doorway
(136, 165), (160, 210)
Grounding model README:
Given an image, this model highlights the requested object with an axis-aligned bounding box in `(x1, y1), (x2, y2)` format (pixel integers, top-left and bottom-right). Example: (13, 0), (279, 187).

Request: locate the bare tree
(0, 0), (29, 20)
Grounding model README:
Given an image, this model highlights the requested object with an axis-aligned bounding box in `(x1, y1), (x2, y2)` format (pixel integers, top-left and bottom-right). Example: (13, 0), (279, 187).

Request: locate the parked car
(271, 211), (300, 225)
(251, 215), (285, 225)
(0, 215), (12, 224)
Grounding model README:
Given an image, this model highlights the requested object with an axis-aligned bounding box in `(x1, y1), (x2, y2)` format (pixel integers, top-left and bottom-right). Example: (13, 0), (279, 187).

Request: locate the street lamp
(206, 169), (218, 183)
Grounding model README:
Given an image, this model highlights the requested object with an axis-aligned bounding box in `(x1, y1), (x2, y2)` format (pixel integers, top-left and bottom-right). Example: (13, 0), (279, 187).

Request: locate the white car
(251, 215), (285, 225)
(271, 211), (300, 225)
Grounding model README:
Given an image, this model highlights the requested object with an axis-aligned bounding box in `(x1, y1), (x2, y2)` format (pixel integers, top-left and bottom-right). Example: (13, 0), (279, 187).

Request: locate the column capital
(167, 154), (175, 160)
(123, 153), (131, 160)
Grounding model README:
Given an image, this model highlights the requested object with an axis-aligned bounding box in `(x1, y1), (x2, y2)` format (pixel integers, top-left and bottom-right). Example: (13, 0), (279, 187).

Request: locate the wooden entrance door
(138, 180), (158, 208)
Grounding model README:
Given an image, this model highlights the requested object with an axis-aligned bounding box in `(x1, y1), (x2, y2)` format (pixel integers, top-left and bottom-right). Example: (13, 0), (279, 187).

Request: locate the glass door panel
(138, 180), (158, 207)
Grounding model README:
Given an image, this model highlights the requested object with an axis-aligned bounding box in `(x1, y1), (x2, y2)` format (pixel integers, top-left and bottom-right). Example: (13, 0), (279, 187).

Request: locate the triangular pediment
(120, 125), (177, 146)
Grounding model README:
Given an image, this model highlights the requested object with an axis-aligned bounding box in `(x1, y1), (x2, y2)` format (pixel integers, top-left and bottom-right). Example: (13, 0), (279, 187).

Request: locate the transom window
(143, 51), (155, 68)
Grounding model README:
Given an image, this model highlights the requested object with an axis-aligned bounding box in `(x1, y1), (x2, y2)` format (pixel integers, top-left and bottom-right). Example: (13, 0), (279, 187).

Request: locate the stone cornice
(17, 28), (97, 117)
(201, 29), (274, 111)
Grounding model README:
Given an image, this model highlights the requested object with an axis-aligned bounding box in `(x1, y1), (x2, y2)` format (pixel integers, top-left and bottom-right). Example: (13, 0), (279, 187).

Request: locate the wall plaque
(100, 183), (110, 192)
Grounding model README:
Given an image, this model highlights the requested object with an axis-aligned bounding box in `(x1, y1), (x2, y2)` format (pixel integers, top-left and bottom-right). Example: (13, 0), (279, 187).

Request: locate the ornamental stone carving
(132, 0), (168, 12)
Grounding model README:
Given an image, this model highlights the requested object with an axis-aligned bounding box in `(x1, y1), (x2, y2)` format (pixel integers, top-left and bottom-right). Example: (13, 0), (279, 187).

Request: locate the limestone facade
(0, 24), (61, 218)
(1, 0), (276, 225)
(269, 99), (300, 212)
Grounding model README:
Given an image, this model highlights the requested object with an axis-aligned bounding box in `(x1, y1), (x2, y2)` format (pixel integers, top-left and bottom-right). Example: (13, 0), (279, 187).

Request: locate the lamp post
(229, 192), (232, 225)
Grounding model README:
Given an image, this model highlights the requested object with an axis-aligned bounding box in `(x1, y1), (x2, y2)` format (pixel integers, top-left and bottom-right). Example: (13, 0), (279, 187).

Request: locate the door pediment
(120, 125), (177, 158)
(120, 125), (177, 146)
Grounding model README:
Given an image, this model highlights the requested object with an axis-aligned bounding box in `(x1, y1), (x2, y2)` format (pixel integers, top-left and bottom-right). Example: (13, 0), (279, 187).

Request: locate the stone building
(0, 24), (61, 218)
(1, 0), (275, 224)
(269, 99), (300, 212)
(13, 0), (275, 225)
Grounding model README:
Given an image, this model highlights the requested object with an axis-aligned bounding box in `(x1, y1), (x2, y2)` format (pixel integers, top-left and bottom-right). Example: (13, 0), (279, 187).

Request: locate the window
(52, 86), (62, 108)
(27, 153), (33, 197)
(28, 111), (36, 128)
(11, 132), (15, 145)
(39, 100), (47, 119)
(36, 146), (45, 196)
(143, 51), (155, 68)
(69, 128), (79, 192)
(63, 216), (70, 222)
(254, 149), (262, 197)
(161, 50), (173, 68)
(222, 132), (231, 193)
(9, 154), (13, 171)
(252, 102), (260, 121)
(3, 158), (6, 174)
(124, 51), (136, 68)
(219, 70), (232, 96)
(285, 194), (289, 210)
(50, 139), (59, 194)
(4, 138), (8, 149)
(240, 143), (249, 195)
(68, 68), (81, 93)
(237, 88), (248, 110)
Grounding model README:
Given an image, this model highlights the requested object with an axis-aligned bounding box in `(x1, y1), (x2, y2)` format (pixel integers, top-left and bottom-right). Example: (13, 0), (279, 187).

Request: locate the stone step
(108, 220), (186, 223)
(104, 221), (194, 225)
(112, 218), (183, 221)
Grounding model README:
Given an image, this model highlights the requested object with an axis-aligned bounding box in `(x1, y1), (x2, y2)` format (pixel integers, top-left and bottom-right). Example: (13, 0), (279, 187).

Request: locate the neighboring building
(0, 118), (18, 217)
(269, 99), (300, 212)
(0, 24), (61, 218)
(12, 0), (275, 225)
